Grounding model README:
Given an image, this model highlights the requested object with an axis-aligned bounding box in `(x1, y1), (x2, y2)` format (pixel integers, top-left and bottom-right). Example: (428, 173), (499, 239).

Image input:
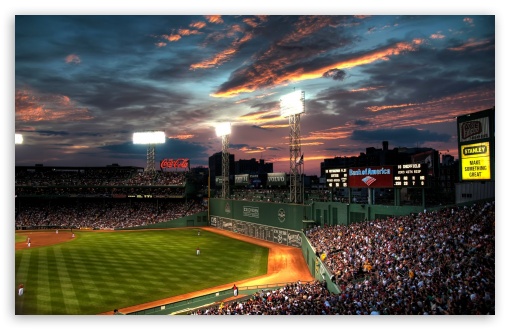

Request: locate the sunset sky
(12, 6), (496, 177)
(4, 2), (507, 328)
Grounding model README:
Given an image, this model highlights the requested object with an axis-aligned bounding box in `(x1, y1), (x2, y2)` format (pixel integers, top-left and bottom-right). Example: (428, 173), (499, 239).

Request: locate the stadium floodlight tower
(215, 122), (231, 199)
(280, 90), (305, 204)
(15, 134), (23, 145)
(133, 131), (166, 174)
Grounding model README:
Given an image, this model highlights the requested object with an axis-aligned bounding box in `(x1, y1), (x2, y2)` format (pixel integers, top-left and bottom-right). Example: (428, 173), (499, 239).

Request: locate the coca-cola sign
(160, 158), (189, 169)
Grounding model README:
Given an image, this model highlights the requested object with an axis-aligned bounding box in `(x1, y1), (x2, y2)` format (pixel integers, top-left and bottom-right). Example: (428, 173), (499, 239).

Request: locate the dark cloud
(351, 128), (451, 145)
(323, 69), (347, 81)
(36, 130), (69, 137)
(228, 143), (249, 150)
(213, 16), (359, 96)
(353, 119), (370, 126)
(251, 125), (268, 130)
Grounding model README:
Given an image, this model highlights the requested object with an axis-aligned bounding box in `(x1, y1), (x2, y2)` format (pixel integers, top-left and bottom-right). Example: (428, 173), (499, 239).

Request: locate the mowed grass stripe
(53, 246), (80, 314)
(35, 249), (52, 314)
(15, 228), (268, 315)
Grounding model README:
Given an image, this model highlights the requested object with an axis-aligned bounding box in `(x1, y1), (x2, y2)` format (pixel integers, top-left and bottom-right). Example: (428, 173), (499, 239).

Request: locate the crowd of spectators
(15, 168), (186, 187)
(15, 168), (187, 198)
(15, 198), (207, 229)
(192, 201), (494, 315)
(230, 188), (292, 203)
(15, 167), (204, 229)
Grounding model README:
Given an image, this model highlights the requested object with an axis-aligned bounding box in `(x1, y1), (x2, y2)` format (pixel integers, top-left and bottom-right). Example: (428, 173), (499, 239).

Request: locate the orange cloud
(191, 31), (254, 70)
(260, 124), (289, 129)
(178, 28), (202, 36)
(212, 41), (418, 98)
(447, 38), (492, 52)
(350, 86), (384, 92)
(367, 103), (419, 112)
(162, 34), (181, 42)
(302, 42), (417, 80)
(169, 134), (194, 140)
(190, 21), (206, 29)
(242, 16), (268, 28)
(463, 17), (474, 26)
(15, 88), (93, 122)
(430, 33), (445, 39)
(205, 15), (224, 24)
(303, 131), (351, 141)
(191, 47), (238, 69)
(236, 109), (284, 127)
(65, 54), (81, 64)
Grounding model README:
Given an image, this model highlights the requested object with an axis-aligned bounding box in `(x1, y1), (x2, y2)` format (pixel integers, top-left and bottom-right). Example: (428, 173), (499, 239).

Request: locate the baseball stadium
(14, 108), (495, 316)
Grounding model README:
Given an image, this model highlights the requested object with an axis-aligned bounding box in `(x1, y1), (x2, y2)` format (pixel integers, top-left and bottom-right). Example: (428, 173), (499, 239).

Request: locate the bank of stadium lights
(215, 122), (231, 138)
(133, 131), (166, 144)
(215, 122), (231, 199)
(133, 131), (166, 174)
(280, 90), (305, 204)
(280, 90), (305, 117)
(15, 134), (23, 144)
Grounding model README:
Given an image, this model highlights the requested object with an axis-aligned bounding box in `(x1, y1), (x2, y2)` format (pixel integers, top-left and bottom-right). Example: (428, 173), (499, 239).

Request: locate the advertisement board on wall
(235, 174), (250, 186)
(458, 116), (490, 143)
(160, 158), (189, 169)
(210, 216), (303, 248)
(267, 172), (287, 186)
(348, 166), (394, 188)
(411, 150), (436, 176)
(461, 142), (491, 180)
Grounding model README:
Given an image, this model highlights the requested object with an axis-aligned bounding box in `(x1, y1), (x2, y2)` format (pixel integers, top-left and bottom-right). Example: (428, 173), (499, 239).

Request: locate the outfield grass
(15, 228), (268, 315)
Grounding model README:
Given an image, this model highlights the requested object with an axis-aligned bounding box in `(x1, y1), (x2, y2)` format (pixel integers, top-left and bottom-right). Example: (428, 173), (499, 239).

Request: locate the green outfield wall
(310, 201), (428, 227)
(209, 198), (430, 230)
(209, 199), (310, 231)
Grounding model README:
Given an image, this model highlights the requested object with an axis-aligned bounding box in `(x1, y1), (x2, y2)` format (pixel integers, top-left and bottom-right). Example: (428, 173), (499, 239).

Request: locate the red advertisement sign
(348, 166), (394, 188)
(160, 158), (189, 169)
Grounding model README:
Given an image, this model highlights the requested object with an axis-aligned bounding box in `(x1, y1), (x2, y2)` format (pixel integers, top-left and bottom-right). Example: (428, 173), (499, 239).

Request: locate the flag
(297, 154), (304, 165)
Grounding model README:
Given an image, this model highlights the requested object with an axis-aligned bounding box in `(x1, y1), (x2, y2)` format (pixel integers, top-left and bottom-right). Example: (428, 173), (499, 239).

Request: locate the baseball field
(15, 227), (314, 315)
(15, 228), (271, 315)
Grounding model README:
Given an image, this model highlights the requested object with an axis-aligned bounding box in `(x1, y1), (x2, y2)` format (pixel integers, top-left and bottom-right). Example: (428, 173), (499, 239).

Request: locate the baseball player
(18, 283), (24, 296)
(196, 247), (200, 256)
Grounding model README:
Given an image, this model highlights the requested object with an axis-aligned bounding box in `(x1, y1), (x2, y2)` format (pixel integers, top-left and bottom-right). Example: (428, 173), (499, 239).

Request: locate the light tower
(280, 90), (305, 204)
(15, 134), (23, 145)
(215, 122), (231, 199)
(133, 131), (165, 174)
